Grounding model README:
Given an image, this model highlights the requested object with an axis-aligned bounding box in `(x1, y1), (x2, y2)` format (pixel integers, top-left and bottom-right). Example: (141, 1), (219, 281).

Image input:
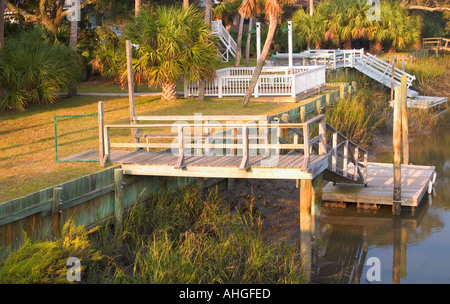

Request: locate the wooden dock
(323, 162), (436, 209)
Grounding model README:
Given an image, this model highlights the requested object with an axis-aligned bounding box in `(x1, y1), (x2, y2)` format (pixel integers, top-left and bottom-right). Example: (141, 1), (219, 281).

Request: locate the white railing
(356, 52), (416, 88)
(211, 20), (237, 61)
(185, 66), (326, 98)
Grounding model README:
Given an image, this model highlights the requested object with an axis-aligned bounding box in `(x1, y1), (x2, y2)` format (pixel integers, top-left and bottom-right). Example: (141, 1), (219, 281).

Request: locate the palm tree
(125, 5), (219, 102)
(241, 0), (291, 108)
(292, 6), (324, 50)
(369, 1), (421, 51)
(235, 1), (245, 67)
(323, 0), (372, 49)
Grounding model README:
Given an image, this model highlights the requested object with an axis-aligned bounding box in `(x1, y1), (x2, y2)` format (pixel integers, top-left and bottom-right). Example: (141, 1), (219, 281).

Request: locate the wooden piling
(114, 169), (124, 233)
(401, 75), (409, 165)
(300, 179), (313, 282)
(311, 173), (323, 242)
(393, 86), (402, 215)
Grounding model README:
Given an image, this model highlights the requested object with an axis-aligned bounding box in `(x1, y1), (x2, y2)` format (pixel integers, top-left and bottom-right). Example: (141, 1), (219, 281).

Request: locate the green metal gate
(54, 114), (99, 162)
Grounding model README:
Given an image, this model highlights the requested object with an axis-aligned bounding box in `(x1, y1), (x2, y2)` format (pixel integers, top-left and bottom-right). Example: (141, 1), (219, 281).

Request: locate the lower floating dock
(322, 162), (436, 208)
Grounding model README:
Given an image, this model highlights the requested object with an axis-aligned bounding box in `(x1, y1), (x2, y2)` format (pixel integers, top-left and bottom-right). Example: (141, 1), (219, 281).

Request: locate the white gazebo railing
(185, 66), (326, 98)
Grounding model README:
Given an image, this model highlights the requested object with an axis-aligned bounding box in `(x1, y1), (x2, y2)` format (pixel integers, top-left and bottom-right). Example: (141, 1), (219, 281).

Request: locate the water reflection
(312, 112), (449, 283)
(313, 196), (431, 283)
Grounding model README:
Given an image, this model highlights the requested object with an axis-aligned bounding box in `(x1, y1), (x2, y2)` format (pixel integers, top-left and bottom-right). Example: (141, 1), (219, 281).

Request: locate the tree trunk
(205, 0), (212, 25)
(162, 81), (177, 101)
(0, 0), (5, 49)
(245, 17), (253, 67)
(242, 15), (278, 108)
(68, 19), (78, 97)
(198, 80), (205, 101)
(183, 0), (189, 10)
(310, 0), (314, 16)
(199, 0), (212, 101)
(235, 14), (245, 67)
(135, 0), (141, 16)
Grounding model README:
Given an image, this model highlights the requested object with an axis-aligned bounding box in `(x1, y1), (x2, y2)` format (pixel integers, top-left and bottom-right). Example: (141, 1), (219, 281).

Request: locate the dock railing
(326, 123), (368, 184)
(356, 52), (416, 88)
(101, 114), (328, 172)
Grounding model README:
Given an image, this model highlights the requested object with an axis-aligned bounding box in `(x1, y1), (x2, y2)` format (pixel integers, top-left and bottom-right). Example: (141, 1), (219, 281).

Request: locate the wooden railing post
(240, 124), (249, 170)
(302, 124), (310, 170)
(364, 152), (368, 184)
(175, 126), (186, 169)
(332, 132), (337, 172)
(103, 126), (111, 165)
(353, 147), (359, 181)
(343, 140), (348, 177)
(318, 116), (326, 155)
(98, 101), (105, 166)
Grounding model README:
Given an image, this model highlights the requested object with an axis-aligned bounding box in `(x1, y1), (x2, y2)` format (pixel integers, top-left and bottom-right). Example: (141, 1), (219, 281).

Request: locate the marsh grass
(89, 185), (305, 284)
(0, 185), (305, 284)
(404, 53), (450, 98)
(0, 220), (102, 283)
(326, 81), (390, 148)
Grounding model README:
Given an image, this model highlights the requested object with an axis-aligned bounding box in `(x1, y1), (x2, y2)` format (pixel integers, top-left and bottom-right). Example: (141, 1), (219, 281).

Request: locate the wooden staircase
(351, 52), (419, 98)
(277, 119), (367, 185)
(211, 20), (237, 62)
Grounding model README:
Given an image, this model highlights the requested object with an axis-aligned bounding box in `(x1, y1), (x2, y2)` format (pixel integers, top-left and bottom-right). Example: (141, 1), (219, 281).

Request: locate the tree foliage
(0, 27), (83, 111)
(124, 5), (219, 101)
(292, 0), (422, 51)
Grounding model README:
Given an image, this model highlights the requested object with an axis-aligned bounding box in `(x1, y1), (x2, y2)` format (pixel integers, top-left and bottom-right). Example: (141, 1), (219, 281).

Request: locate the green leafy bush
(0, 27), (83, 111)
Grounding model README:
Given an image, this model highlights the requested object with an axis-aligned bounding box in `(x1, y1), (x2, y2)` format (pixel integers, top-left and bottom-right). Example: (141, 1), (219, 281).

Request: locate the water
(315, 112), (450, 284)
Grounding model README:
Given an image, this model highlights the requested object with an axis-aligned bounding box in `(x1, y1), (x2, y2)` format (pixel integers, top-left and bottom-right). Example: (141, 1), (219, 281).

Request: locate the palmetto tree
(124, 5), (219, 101)
(241, 0), (292, 108)
(369, 1), (421, 51)
(292, 6), (324, 50)
(323, 0), (372, 49)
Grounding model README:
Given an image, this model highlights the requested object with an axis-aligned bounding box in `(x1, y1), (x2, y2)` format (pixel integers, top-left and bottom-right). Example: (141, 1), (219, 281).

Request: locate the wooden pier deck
(114, 151), (328, 180)
(323, 162), (436, 208)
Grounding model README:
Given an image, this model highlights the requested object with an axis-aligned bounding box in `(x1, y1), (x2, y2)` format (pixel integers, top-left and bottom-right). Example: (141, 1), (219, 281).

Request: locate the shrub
(0, 220), (102, 283)
(0, 27), (83, 111)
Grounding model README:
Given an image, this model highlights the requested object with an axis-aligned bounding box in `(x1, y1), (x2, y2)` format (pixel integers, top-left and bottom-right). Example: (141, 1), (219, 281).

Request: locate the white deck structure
(184, 65), (326, 99)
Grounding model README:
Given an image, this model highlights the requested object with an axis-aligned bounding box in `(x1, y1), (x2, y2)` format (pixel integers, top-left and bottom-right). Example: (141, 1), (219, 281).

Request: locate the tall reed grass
(0, 185), (306, 284)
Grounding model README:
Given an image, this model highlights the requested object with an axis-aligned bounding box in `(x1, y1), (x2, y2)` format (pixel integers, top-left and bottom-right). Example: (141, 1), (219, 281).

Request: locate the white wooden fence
(185, 66), (326, 98)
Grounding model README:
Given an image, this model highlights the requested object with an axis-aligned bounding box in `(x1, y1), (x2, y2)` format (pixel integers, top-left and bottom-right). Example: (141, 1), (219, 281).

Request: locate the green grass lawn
(0, 93), (298, 203)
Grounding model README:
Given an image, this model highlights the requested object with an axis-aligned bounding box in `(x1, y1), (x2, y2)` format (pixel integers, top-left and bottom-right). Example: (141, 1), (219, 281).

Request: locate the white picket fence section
(211, 20), (237, 62)
(185, 66), (326, 98)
